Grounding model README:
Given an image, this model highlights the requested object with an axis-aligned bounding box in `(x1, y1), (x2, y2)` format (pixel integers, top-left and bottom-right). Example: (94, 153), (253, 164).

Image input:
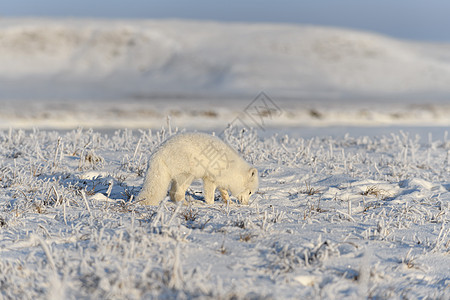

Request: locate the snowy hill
(2, 18), (450, 99)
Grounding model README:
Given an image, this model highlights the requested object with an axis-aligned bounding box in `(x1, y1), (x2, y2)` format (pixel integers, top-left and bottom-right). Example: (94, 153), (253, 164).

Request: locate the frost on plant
(0, 127), (449, 299)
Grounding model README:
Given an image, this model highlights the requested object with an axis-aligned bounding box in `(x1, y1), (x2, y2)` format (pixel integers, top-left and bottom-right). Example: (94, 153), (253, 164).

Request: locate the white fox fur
(137, 132), (258, 205)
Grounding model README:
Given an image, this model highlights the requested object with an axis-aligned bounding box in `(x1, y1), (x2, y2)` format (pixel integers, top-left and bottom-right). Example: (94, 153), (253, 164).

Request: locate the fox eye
(248, 191), (252, 195)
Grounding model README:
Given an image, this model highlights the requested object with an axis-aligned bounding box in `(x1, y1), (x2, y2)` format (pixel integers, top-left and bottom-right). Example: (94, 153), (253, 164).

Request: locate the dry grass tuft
(362, 185), (391, 200)
(302, 182), (321, 196)
(180, 207), (199, 222)
(239, 233), (254, 242)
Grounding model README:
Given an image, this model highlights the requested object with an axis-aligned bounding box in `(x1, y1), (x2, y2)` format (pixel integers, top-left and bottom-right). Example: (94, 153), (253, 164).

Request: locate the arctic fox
(137, 132), (258, 206)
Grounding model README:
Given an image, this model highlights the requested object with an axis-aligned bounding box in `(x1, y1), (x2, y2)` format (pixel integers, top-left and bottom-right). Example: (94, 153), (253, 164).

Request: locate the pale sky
(1, 0), (449, 41)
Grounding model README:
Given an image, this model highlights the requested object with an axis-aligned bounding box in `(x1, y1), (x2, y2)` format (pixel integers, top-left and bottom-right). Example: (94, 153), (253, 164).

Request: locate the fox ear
(249, 168), (257, 178)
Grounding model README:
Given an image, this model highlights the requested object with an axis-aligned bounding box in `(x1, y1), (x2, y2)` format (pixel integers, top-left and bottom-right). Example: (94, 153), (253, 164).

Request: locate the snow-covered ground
(0, 96), (450, 130)
(0, 19), (449, 299)
(0, 125), (449, 299)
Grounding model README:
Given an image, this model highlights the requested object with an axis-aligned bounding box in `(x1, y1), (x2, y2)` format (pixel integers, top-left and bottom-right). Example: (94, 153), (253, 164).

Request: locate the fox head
(233, 167), (259, 205)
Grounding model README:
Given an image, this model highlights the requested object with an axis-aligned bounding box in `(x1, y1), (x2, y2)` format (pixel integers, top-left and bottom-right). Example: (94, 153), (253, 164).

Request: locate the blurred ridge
(2, 19), (450, 99)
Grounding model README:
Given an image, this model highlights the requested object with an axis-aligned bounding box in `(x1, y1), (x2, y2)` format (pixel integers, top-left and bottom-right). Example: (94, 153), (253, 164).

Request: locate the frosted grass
(0, 126), (449, 299)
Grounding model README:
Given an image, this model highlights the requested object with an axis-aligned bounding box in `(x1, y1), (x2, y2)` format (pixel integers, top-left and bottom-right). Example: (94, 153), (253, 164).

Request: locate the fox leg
(203, 179), (216, 204)
(219, 188), (230, 204)
(169, 180), (177, 202)
(170, 174), (194, 203)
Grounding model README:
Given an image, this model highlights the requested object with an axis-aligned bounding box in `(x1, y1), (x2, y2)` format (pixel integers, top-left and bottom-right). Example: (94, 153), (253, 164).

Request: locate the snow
(0, 126), (449, 299)
(2, 18), (450, 100)
(0, 18), (449, 299)
(0, 97), (449, 130)
(1, 19), (449, 130)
